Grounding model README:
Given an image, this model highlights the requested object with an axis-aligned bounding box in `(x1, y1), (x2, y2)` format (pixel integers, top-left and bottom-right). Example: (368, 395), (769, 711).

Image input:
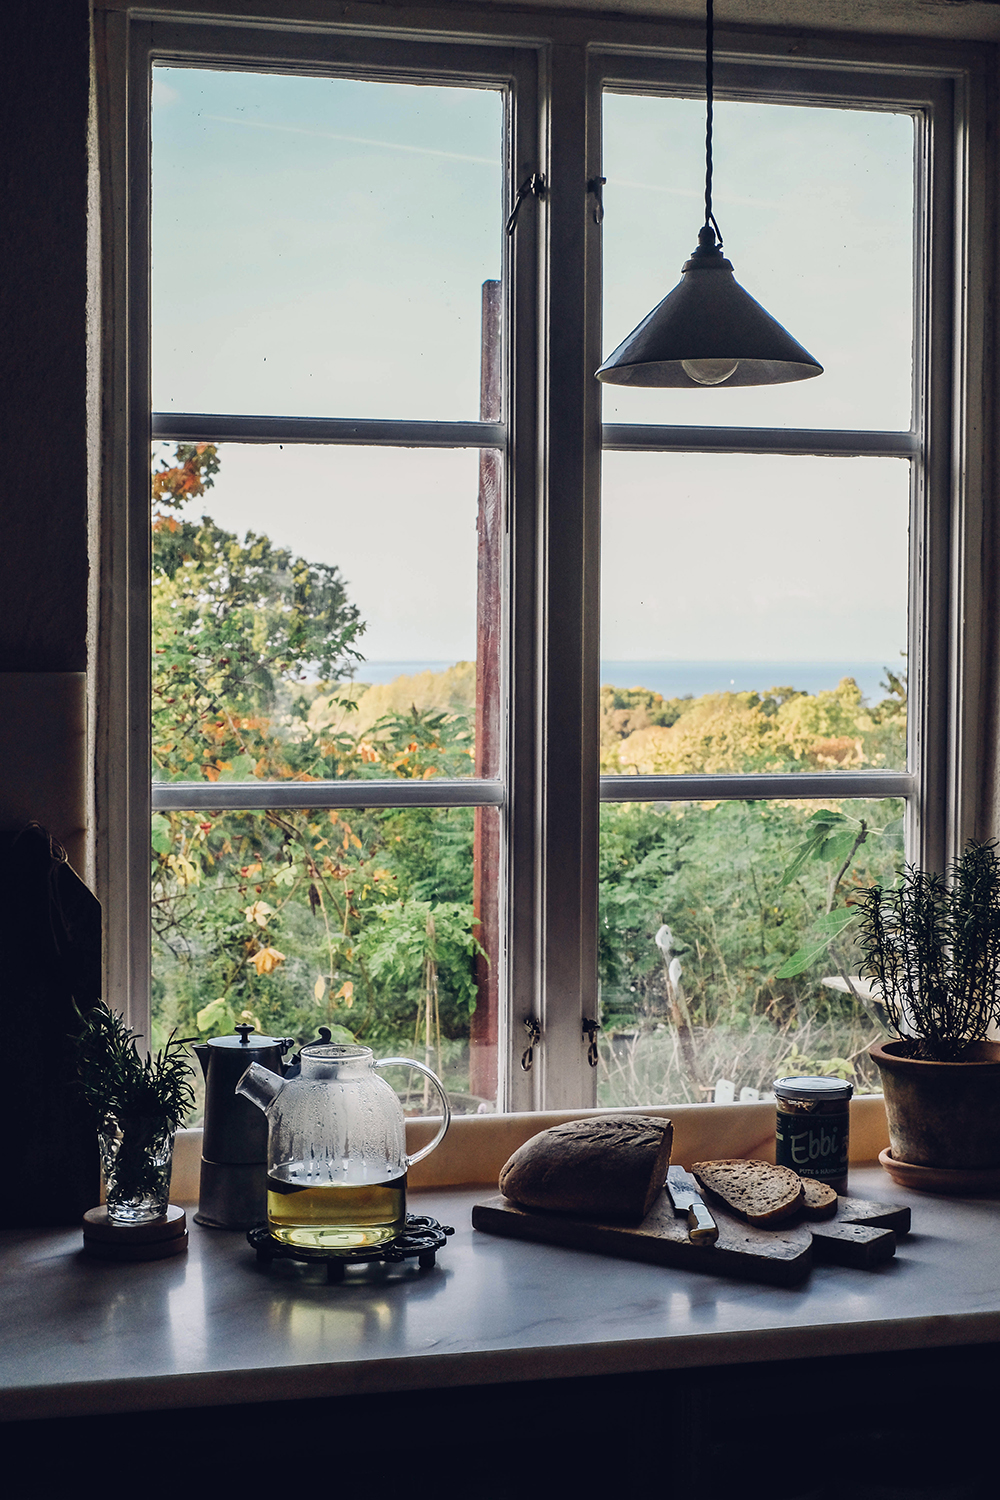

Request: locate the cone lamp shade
(596, 0), (822, 391)
(597, 229), (823, 389)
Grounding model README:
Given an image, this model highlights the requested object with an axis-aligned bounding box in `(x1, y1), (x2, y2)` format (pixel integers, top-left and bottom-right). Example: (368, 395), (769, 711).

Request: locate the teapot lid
(204, 1024), (292, 1050)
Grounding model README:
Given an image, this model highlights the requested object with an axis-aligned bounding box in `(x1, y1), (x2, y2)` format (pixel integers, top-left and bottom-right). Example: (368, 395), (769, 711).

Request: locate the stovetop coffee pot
(193, 1024), (294, 1228)
(236, 1043), (451, 1254)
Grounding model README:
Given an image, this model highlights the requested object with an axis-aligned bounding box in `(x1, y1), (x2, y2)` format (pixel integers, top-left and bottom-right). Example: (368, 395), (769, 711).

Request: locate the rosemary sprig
(75, 1002), (195, 1128)
(857, 840), (1000, 1060)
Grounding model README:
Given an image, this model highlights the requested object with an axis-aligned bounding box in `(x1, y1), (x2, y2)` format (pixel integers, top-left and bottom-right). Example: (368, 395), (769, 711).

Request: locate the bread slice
(499, 1114), (673, 1221)
(801, 1177), (839, 1220)
(692, 1159), (804, 1226)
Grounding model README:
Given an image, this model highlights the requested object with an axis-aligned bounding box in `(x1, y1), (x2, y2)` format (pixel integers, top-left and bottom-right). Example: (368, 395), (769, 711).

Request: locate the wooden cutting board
(472, 1190), (910, 1288)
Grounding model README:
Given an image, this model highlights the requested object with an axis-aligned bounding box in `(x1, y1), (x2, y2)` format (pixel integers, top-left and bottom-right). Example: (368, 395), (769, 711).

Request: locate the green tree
(151, 443), (365, 785)
(150, 446), (482, 1095)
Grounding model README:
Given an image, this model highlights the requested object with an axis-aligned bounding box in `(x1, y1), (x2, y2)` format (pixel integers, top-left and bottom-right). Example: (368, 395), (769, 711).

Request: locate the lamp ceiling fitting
(596, 0), (823, 390)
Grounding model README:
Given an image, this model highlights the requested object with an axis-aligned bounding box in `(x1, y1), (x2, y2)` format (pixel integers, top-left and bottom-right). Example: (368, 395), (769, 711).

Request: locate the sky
(152, 68), (912, 666)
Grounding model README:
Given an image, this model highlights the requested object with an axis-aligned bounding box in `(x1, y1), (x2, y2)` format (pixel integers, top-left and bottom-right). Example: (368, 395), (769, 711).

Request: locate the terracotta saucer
(878, 1147), (1000, 1195)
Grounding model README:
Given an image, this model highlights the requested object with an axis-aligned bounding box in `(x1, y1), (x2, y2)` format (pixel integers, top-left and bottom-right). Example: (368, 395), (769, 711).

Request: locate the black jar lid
(773, 1074), (854, 1102)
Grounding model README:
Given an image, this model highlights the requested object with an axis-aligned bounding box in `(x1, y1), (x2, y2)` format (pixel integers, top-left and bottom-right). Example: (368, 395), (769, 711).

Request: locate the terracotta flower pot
(869, 1039), (1000, 1170)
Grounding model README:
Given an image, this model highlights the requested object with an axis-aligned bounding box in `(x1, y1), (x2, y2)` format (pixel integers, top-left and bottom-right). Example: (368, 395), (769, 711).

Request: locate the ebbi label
(775, 1113), (849, 1186)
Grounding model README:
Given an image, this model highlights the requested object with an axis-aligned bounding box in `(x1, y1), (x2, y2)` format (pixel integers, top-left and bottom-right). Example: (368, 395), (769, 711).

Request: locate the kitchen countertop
(3, 1165), (1000, 1423)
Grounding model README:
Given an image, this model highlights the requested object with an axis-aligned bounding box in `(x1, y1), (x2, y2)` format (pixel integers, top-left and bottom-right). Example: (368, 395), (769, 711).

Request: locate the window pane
(597, 797), (904, 1106)
(151, 442), (503, 781)
(601, 452), (908, 773)
(152, 805), (498, 1113)
(152, 68), (504, 420)
(602, 94), (913, 430)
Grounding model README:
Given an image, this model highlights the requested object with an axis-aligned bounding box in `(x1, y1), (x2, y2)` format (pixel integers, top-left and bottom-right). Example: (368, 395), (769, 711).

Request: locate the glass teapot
(236, 1043), (450, 1253)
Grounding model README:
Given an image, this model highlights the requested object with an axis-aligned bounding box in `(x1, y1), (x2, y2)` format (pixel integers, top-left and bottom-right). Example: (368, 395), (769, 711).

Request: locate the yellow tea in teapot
(266, 1168), (406, 1251)
(237, 1043), (450, 1253)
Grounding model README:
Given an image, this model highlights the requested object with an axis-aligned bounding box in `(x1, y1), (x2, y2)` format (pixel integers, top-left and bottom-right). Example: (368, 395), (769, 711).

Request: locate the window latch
(520, 1015), (542, 1071)
(587, 176), (606, 225)
(582, 1017), (601, 1067)
(506, 172), (546, 236)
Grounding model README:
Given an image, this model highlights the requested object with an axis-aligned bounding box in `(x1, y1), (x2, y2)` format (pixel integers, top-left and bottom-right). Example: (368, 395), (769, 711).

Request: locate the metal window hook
(582, 1017), (601, 1068)
(506, 172), (546, 236)
(587, 176), (606, 225)
(521, 1016), (542, 1071)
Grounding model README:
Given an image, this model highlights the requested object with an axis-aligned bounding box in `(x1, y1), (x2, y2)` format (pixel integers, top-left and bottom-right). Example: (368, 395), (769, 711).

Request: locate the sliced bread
(499, 1113), (673, 1221)
(691, 1159), (804, 1226)
(801, 1177), (839, 1220)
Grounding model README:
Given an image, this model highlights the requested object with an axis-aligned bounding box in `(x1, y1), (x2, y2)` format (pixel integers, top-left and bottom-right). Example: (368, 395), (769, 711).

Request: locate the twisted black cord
(704, 0), (723, 247)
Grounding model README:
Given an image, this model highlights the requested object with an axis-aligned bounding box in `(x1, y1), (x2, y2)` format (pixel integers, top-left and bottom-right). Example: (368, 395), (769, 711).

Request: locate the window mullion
(503, 51), (543, 1111)
(602, 425), (918, 457)
(600, 772), (916, 803)
(946, 63), (992, 861)
(152, 779), (505, 811)
(151, 414), (506, 449)
(909, 89), (955, 874)
(525, 41), (602, 1111)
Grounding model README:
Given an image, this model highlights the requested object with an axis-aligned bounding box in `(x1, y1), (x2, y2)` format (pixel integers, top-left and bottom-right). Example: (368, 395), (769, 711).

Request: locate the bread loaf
(499, 1113), (673, 1221)
(692, 1159), (804, 1226)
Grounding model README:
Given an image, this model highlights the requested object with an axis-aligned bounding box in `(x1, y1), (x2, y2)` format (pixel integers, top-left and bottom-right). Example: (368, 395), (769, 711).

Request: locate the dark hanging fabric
(0, 822), (101, 1226)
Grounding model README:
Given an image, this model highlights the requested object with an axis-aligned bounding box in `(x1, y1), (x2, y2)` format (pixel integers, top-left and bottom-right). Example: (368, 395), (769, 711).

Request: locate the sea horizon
(351, 659), (902, 704)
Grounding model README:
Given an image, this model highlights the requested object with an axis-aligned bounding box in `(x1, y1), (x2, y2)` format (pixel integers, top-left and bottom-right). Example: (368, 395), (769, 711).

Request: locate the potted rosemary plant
(76, 1003), (194, 1223)
(858, 841), (1000, 1176)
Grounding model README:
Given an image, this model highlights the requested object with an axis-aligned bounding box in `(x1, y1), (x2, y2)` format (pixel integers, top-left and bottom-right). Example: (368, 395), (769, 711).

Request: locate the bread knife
(665, 1166), (719, 1244)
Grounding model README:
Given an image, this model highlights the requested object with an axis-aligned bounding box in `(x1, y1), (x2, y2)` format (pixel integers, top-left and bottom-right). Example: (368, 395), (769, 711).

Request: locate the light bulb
(681, 358), (739, 386)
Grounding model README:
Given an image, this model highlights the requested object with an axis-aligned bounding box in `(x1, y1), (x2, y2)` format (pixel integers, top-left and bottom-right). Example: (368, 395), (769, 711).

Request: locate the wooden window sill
(169, 1095), (890, 1201)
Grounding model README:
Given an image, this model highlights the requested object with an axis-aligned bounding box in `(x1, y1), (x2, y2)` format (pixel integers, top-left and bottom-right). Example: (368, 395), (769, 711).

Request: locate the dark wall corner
(0, 0), (92, 672)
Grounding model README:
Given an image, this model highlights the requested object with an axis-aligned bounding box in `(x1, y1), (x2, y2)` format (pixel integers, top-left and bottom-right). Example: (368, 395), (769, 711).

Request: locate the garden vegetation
(151, 444), (906, 1112)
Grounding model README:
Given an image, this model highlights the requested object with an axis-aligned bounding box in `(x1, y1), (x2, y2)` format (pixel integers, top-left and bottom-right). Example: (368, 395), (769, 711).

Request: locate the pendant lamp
(596, 0), (822, 389)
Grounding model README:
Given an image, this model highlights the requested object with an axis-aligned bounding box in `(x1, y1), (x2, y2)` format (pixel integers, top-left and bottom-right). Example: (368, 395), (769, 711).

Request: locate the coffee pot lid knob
(201, 1028), (295, 1052)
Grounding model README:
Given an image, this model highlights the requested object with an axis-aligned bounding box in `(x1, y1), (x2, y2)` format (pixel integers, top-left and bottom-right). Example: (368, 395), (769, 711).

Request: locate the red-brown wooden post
(470, 281), (502, 1103)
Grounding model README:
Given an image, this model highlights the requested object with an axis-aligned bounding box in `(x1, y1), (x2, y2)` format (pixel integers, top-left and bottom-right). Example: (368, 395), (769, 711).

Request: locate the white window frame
(93, 2), (993, 1114)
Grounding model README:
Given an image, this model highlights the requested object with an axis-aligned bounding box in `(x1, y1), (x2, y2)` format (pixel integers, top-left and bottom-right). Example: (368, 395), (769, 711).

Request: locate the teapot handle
(374, 1057), (452, 1167)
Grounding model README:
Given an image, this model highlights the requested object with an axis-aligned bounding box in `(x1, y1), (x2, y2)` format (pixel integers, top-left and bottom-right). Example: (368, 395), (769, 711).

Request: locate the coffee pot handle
(375, 1057), (452, 1167)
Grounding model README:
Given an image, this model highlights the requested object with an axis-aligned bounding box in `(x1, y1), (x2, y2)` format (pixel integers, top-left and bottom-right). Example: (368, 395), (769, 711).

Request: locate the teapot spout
(236, 1060), (286, 1113)
(192, 1041), (211, 1081)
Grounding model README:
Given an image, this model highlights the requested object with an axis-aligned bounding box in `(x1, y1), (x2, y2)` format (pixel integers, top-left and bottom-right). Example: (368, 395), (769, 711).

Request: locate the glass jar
(99, 1119), (176, 1224)
(773, 1075), (853, 1195)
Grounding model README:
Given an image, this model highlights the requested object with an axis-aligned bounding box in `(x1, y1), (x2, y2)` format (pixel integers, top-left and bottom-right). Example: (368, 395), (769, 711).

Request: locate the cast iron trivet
(247, 1214), (454, 1283)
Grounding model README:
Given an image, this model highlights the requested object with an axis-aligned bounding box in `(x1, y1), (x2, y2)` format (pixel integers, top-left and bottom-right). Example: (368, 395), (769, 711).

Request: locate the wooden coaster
(82, 1204), (188, 1261)
(83, 1231), (188, 1262)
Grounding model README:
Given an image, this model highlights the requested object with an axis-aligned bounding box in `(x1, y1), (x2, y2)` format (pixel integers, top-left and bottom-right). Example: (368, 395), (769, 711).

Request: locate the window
(96, 8), (987, 1117)
(145, 44), (524, 1113)
(596, 65), (921, 1105)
